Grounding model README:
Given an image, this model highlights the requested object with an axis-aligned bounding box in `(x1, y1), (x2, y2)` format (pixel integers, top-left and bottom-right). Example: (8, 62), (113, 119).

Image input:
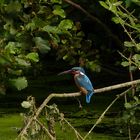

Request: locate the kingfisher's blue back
(74, 72), (94, 103)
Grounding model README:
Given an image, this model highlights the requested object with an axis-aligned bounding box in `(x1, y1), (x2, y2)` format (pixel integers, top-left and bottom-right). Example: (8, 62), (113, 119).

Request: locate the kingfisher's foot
(86, 92), (93, 103)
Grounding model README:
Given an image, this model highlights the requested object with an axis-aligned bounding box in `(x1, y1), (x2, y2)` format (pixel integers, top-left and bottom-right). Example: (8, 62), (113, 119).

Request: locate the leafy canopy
(0, 0), (89, 94)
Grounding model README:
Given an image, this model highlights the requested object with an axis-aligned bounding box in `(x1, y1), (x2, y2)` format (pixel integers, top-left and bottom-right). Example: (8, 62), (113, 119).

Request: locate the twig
(35, 118), (55, 140)
(135, 131), (140, 140)
(83, 88), (132, 140)
(63, 118), (84, 140)
(128, 125), (132, 140)
(17, 79), (140, 138)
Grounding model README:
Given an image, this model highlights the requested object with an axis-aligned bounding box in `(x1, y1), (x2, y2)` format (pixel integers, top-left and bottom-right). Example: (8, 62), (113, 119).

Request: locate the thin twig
(63, 118), (84, 140)
(128, 125), (132, 140)
(118, 51), (137, 66)
(35, 118), (55, 140)
(135, 131), (140, 140)
(83, 88), (132, 140)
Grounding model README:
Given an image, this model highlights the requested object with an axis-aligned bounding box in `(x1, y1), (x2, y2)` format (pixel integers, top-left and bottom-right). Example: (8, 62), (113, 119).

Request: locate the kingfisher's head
(58, 67), (85, 75)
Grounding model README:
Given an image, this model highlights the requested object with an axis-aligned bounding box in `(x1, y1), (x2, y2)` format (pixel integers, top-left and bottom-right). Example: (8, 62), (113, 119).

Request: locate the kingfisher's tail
(86, 91), (94, 103)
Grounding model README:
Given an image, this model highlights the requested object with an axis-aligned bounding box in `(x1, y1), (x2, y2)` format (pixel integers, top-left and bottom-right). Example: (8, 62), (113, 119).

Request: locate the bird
(58, 67), (94, 103)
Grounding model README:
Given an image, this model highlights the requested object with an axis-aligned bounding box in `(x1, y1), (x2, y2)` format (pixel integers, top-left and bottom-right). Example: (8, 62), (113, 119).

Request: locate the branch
(63, 0), (122, 46)
(94, 79), (140, 93)
(83, 88), (132, 140)
(63, 118), (84, 140)
(35, 118), (55, 140)
(135, 131), (140, 140)
(17, 79), (140, 138)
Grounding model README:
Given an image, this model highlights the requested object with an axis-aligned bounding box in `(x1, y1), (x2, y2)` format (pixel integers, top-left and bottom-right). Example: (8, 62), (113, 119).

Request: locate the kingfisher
(58, 67), (94, 103)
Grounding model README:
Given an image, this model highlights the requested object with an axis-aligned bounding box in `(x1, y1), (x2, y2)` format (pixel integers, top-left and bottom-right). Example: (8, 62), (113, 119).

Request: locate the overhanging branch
(63, 0), (123, 46)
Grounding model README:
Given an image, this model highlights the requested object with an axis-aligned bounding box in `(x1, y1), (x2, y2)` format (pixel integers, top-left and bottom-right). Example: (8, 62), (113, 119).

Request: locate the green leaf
(34, 37), (51, 53)
(25, 22), (36, 31)
(136, 43), (140, 50)
(42, 25), (60, 34)
(112, 17), (121, 24)
(15, 58), (31, 67)
(99, 1), (109, 9)
(124, 41), (135, 47)
(125, 102), (132, 109)
(132, 0), (140, 6)
(9, 77), (28, 90)
(129, 65), (137, 71)
(53, 5), (66, 18)
(125, 0), (132, 7)
(51, 0), (62, 4)
(132, 54), (140, 61)
(26, 52), (39, 62)
(58, 19), (73, 30)
(21, 101), (31, 108)
(0, 54), (11, 66)
(63, 55), (68, 60)
(8, 69), (22, 76)
(5, 1), (21, 13)
(121, 61), (130, 67)
(5, 42), (20, 54)
(112, 1), (123, 6)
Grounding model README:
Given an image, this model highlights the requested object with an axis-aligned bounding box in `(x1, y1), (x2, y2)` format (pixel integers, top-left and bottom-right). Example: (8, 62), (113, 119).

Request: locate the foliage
(99, 0), (140, 70)
(20, 96), (77, 140)
(99, 0), (140, 138)
(0, 0), (93, 94)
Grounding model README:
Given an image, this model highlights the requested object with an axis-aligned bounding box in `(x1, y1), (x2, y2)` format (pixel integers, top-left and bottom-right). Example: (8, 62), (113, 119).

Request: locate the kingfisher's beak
(58, 70), (71, 75)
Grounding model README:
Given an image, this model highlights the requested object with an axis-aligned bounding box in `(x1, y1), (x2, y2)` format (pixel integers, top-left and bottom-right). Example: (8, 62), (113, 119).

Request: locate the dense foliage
(0, 0), (91, 94)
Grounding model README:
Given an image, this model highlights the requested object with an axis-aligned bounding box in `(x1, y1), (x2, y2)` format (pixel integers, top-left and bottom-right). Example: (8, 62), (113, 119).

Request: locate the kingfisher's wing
(74, 74), (93, 92)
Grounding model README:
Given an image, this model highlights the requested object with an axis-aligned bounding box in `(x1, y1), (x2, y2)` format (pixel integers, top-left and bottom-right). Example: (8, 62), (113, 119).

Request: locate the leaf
(34, 37), (51, 53)
(0, 54), (11, 66)
(125, 102), (132, 109)
(132, 54), (140, 61)
(8, 69), (22, 76)
(53, 5), (66, 18)
(21, 101), (31, 108)
(124, 41), (135, 47)
(112, 17), (122, 24)
(26, 52), (39, 62)
(121, 61), (129, 67)
(25, 22), (36, 31)
(51, 0), (62, 4)
(15, 58), (31, 67)
(112, 1), (123, 6)
(42, 25), (60, 34)
(5, 1), (21, 13)
(136, 43), (140, 50)
(58, 19), (73, 30)
(125, 0), (132, 7)
(99, 1), (109, 9)
(129, 65), (137, 71)
(132, 0), (140, 6)
(9, 77), (28, 90)
(5, 42), (20, 54)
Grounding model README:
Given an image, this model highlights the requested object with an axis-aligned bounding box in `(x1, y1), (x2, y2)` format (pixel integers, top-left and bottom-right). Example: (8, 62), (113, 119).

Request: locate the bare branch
(17, 79), (140, 138)
(35, 119), (55, 140)
(83, 88), (132, 140)
(63, 0), (122, 46)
